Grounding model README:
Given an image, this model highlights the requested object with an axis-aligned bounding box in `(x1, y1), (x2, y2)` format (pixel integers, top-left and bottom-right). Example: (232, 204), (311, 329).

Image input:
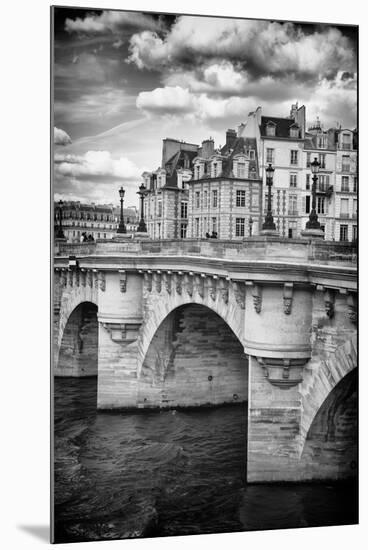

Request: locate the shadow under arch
(56, 301), (98, 377)
(137, 303), (248, 409)
(300, 333), (357, 448)
(301, 368), (357, 479)
(138, 293), (244, 376)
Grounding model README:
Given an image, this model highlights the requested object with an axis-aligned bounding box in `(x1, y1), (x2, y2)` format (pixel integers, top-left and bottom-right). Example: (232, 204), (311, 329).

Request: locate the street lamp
(117, 186), (127, 233)
(56, 200), (65, 239)
(262, 163), (276, 230)
(249, 216), (254, 236)
(136, 183), (147, 232)
(305, 157), (321, 230)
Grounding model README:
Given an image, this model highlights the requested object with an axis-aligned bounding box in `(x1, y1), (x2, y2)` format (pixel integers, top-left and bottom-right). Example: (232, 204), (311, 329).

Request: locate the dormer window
(342, 133), (351, 150)
(317, 135), (327, 149)
(237, 162), (245, 178)
(213, 162), (218, 177)
(249, 150), (255, 160)
(266, 122), (276, 136)
(196, 165), (200, 179)
(290, 125), (299, 138)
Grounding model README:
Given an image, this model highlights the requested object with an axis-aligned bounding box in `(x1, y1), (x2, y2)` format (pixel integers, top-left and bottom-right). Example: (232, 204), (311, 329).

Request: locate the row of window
(195, 190), (218, 208)
(65, 221), (115, 229)
(194, 217), (218, 237)
(265, 149), (355, 172)
(62, 212), (113, 222)
(266, 194), (327, 215)
(194, 154), (255, 180)
(339, 225), (357, 241)
(265, 123), (300, 138)
(193, 189), (260, 209)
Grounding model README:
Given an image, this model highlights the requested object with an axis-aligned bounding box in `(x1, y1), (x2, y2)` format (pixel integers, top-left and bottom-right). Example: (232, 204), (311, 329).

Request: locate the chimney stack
(201, 138), (215, 159)
(226, 129), (237, 148)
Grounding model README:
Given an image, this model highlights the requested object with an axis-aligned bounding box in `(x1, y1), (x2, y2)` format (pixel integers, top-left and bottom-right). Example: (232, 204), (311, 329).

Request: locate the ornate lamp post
(117, 186), (126, 234)
(56, 200), (65, 239)
(262, 163), (276, 231)
(136, 183), (147, 232)
(305, 157), (321, 230)
(249, 216), (254, 236)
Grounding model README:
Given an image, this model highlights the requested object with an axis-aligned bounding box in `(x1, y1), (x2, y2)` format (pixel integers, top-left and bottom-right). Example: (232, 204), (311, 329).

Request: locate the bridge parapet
(54, 237), (357, 266)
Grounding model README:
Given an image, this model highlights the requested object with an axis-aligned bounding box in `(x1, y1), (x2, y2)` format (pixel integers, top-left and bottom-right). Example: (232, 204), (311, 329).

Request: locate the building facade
(142, 139), (197, 239)
(57, 201), (139, 242)
(187, 132), (262, 239)
(141, 104), (357, 242)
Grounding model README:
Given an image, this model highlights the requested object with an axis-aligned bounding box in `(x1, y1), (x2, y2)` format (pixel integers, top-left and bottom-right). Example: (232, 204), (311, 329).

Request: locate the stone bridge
(53, 237), (357, 483)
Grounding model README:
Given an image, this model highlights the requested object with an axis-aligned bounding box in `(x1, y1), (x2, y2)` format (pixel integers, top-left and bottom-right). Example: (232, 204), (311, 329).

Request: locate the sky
(53, 7), (358, 207)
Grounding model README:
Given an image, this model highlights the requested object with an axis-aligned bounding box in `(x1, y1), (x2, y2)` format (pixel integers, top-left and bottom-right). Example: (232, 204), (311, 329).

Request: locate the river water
(53, 377), (358, 543)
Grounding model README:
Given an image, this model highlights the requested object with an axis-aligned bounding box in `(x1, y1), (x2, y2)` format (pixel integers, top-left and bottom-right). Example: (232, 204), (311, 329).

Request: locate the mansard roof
(260, 116), (302, 138)
(219, 137), (259, 178)
(164, 148), (197, 188)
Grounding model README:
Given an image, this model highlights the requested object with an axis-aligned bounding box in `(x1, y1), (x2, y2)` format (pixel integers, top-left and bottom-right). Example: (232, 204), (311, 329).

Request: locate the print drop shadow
(17, 524), (49, 543)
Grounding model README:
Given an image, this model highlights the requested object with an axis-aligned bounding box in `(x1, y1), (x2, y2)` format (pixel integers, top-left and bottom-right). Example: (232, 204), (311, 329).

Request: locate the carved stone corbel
(208, 276), (217, 301)
(61, 269), (67, 287)
(119, 270), (127, 293)
(80, 269), (86, 287)
(176, 272), (183, 295)
(144, 271), (152, 292)
(75, 270), (80, 287)
(248, 283), (262, 313)
(219, 279), (229, 304)
(324, 288), (335, 318)
(283, 283), (293, 315)
(92, 269), (98, 289)
(195, 273), (205, 298)
(102, 321), (142, 343)
(164, 272), (172, 294)
(98, 271), (106, 292)
(184, 273), (193, 297)
(154, 271), (162, 293)
(233, 281), (245, 309)
(257, 357), (308, 388)
(347, 293), (357, 324)
(87, 270), (93, 288)
(68, 269), (73, 287)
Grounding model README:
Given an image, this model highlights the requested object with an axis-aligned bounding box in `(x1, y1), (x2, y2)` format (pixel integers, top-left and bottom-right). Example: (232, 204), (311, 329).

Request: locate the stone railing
(54, 236), (357, 266)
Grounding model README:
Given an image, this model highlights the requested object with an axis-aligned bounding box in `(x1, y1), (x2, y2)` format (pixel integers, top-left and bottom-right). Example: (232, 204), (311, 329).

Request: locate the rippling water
(53, 377), (358, 543)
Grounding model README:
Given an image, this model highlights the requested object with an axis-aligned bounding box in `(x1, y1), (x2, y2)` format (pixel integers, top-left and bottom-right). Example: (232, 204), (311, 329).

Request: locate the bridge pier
(247, 355), (305, 482)
(97, 271), (143, 409)
(244, 283), (312, 481)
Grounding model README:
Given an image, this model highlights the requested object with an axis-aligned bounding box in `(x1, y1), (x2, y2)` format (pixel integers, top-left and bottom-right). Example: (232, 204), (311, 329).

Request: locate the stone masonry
(54, 237), (357, 482)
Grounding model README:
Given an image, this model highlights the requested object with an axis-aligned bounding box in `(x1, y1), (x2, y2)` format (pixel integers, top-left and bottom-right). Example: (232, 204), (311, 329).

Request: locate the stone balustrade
(54, 236), (357, 265)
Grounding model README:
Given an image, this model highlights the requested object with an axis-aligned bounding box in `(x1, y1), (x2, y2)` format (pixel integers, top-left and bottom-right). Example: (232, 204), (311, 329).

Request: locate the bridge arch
(138, 291), (244, 373)
(137, 302), (248, 408)
(55, 298), (99, 377)
(301, 368), (357, 478)
(300, 333), (357, 452)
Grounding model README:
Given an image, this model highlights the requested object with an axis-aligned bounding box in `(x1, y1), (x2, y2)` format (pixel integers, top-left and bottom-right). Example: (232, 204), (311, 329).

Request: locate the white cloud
(65, 10), (163, 35)
(136, 86), (196, 116)
(136, 76), (357, 130)
(305, 72), (357, 128)
(112, 39), (123, 49)
(137, 86), (265, 123)
(128, 17), (355, 82)
(54, 127), (72, 145)
(55, 150), (142, 181)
